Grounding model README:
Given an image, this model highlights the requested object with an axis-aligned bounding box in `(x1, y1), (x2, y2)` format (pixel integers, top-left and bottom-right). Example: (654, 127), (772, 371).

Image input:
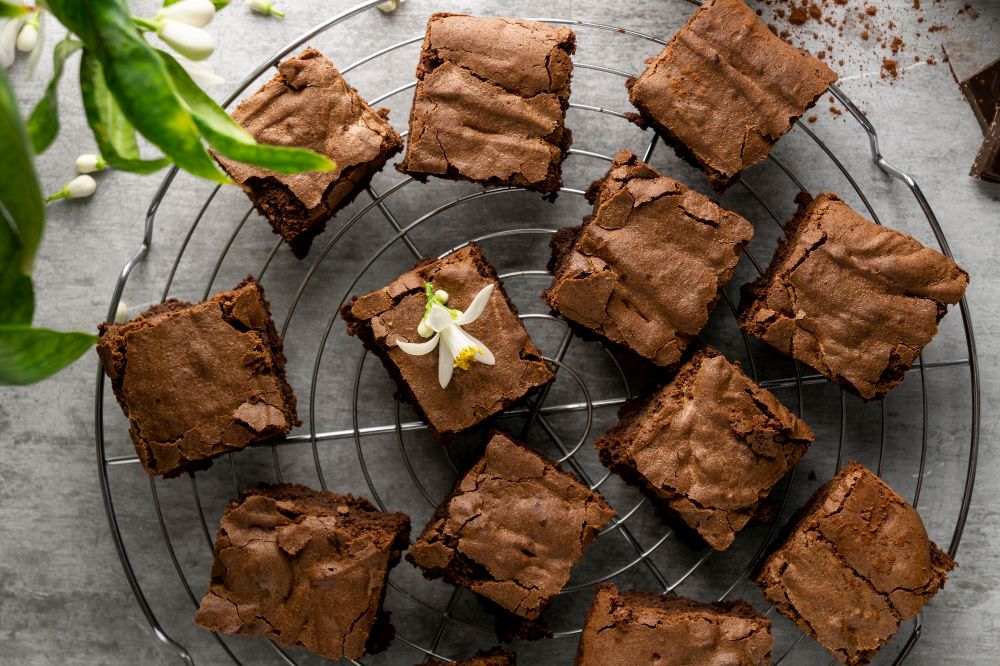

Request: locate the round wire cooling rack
(94, 2), (981, 664)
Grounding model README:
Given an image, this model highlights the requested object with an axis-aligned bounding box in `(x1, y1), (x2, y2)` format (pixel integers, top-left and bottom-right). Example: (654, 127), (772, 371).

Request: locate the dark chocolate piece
(755, 462), (956, 665)
(739, 193), (969, 400)
(575, 584), (771, 666)
(544, 150), (753, 367)
(595, 347), (813, 551)
(342, 244), (554, 440)
(971, 110), (1000, 183)
(218, 48), (404, 258)
(944, 44), (1000, 133)
(195, 484), (410, 661)
(97, 278), (298, 477)
(626, 0), (837, 190)
(407, 431), (616, 630)
(399, 13), (575, 194)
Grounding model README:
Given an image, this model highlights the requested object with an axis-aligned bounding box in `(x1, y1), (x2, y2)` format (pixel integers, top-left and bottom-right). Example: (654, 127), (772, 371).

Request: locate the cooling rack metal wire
(93, 2), (981, 664)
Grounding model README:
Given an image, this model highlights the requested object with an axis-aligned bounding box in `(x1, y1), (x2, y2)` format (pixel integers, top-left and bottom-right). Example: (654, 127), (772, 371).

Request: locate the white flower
(158, 19), (215, 61)
(248, 0), (285, 17)
(75, 153), (107, 174)
(378, 0), (407, 13)
(174, 54), (224, 87)
(15, 21), (36, 53)
(158, 0), (216, 28)
(47, 175), (97, 202)
(0, 18), (22, 68)
(397, 283), (495, 389)
(114, 301), (129, 324)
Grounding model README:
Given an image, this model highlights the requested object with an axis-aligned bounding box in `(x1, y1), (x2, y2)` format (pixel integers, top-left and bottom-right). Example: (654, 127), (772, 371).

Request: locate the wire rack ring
(94, 2), (980, 665)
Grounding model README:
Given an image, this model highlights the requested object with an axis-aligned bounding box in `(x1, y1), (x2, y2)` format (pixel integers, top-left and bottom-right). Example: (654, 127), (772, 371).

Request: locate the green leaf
(79, 52), (170, 174)
(0, 69), (45, 273)
(160, 51), (335, 174)
(0, 326), (95, 385)
(0, 211), (33, 325)
(0, 1), (30, 18)
(47, 0), (229, 183)
(27, 37), (83, 154)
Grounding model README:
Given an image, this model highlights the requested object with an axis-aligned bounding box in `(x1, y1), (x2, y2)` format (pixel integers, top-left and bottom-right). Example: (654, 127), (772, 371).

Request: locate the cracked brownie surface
(218, 47), (404, 258)
(407, 431), (616, 623)
(544, 150), (753, 367)
(755, 462), (956, 665)
(626, 0), (837, 190)
(575, 584), (771, 666)
(739, 192), (969, 400)
(595, 346), (813, 551)
(398, 13), (575, 193)
(342, 245), (554, 440)
(194, 484), (410, 661)
(97, 278), (298, 477)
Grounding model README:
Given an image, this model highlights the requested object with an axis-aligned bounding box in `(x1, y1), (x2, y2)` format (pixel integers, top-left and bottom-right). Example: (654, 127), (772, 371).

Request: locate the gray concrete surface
(1, 1), (998, 664)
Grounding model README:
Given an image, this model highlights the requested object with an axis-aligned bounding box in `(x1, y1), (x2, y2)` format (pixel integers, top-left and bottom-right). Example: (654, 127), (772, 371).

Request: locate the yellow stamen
(453, 346), (482, 370)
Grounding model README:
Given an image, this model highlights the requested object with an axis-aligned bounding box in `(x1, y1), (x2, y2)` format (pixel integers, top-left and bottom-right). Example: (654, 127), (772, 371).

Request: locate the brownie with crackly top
(398, 13), (575, 194)
(755, 462), (956, 665)
(595, 346), (813, 551)
(543, 150), (753, 368)
(97, 277), (298, 477)
(407, 431), (616, 638)
(195, 484), (410, 660)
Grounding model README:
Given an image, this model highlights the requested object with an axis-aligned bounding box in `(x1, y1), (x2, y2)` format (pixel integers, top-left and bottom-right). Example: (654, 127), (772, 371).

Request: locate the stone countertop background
(1, 1), (998, 664)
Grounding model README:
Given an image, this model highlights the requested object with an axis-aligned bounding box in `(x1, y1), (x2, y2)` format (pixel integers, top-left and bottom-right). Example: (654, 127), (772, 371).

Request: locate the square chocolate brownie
(416, 648), (516, 666)
(97, 278), (298, 477)
(544, 150), (753, 368)
(407, 431), (616, 631)
(542, 150), (753, 367)
(595, 347), (813, 550)
(195, 484), (410, 661)
(575, 585), (771, 666)
(398, 13), (575, 194)
(739, 192), (969, 400)
(626, 0), (837, 190)
(218, 48), (404, 258)
(342, 244), (554, 440)
(755, 462), (956, 665)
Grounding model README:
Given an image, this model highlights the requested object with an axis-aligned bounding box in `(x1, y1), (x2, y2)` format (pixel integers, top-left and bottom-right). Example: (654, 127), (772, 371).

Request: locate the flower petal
(397, 334), (439, 356)
(438, 343), (455, 388)
(455, 284), (493, 325)
(464, 332), (495, 365)
(427, 304), (454, 333)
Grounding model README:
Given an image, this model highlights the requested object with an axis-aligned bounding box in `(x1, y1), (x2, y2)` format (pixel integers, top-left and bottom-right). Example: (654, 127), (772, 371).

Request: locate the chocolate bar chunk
(944, 44), (1000, 133)
(971, 111), (1000, 183)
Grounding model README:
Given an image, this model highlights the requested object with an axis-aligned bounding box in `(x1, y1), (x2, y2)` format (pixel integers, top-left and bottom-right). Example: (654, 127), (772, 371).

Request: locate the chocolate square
(399, 13), (575, 194)
(626, 0), (836, 190)
(97, 278), (297, 477)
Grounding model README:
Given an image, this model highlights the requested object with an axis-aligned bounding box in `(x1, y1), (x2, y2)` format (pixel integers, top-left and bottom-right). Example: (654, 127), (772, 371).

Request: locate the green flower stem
(132, 16), (158, 32)
(45, 186), (70, 202)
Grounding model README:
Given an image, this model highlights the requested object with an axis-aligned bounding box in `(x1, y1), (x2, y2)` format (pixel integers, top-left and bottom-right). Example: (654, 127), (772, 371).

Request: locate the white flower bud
(158, 19), (215, 61)
(417, 319), (433, 338)
(1, 19), (22, 69)
(15, 22), (37, 53)
(66, 175), (97, 199)
(378, 0), (406, 12)
(75, 153), (107, 174)
(158, 0), (216, 28)
(248, 0), (285, 17)
(48, 175), (98, 202)
(114, 302), (129, 324)
(434, 289), (448, 304)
